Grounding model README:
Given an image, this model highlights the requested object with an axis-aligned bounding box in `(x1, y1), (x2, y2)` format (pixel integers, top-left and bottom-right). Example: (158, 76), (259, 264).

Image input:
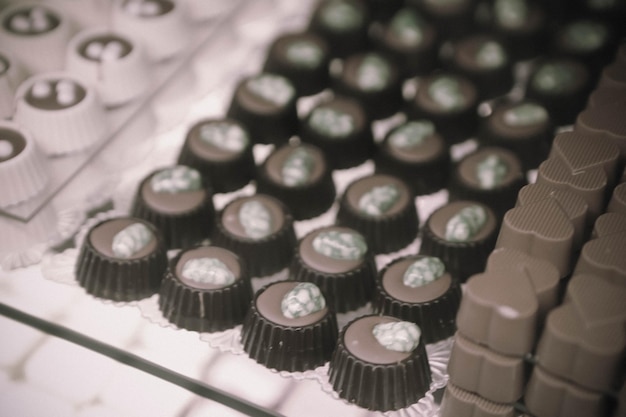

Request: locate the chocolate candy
(591, 212), (626, 239)
(573, 233), (626, 285)
(440, 383), (516, 417)
(575, 100), (626, 159)
(607, 182), (626, 214)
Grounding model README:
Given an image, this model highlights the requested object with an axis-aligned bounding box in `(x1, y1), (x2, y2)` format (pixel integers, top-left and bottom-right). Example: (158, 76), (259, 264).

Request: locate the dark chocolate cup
(158, 247), (252, 333)
(177, 119), (256, 193)
(419, 201), (498, 283)
(130, 172), (214, 250)
(289, 226), (378, 313)
(75, 218), (168, 302)
(240, 281), (338, 372)
(226, 74), (299, 146)
(211, 194), (297, 278)
(336, 174), (418, 254)
(328, 315), (432, 412)
(255, 143), (336, 220)
(447, 147), (527, 219)
(372, 255), (462, 344)
(262, 32), (331, 97)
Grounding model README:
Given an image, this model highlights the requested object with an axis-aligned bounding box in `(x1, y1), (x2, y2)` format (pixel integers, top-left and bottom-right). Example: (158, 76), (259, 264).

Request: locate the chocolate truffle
(226, 72), (298, 146)
(240, 281), (338, 372)
(330, 51), (403, 120)
(75, 217), (167, 301)
(336, 173), (418, 254)
(525, 57), (591, 126)
(289, 225), (377, 313)
(420, 200), (498, 282)
(406, 0), (477, 39)
(263, 31), (331, 97)
(255, 142), (335, 220)
(372, 254), (462, 343)
(158, 245), (252, 332)
(177, 118), (255, 193)
(478, 99), (553, 170)
(374, 119), (450, 195)
(448, 146), (526, 219)
(66, 28), (153, 107)
(299, 96), (374, 169)
(307, 0), (370, 59)
(489, 0), (549, 61)
(446, 33), (514, 100)
(130, 165), (214, 250)
(0, 121), (49, 208)
(211, 194), (297, 277)
(406, 72), (479, 144)
(368, 7), (439, 78)
(14, 72), (108, 156)
(111, 0), (190, 61)
(0, 3), (71, 74)
(328, 315), (432, 411)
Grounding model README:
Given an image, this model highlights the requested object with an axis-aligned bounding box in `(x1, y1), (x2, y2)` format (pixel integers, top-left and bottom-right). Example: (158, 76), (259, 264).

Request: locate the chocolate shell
(158, 245), (252, 332)
(240, 281), (338, 372)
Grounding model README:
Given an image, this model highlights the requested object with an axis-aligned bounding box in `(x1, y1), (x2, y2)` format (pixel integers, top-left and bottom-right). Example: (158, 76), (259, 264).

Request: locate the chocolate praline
(211, 194), (297, 277)
(177, 118), (255, 193)
(336, 173), (418, 254)
(372, 255), (462, 343)
(299, 96), (374, 169)
(289, 225), (377, 313)
(328, 315), (432, 411)
(75, 217), (168, 301)
(240, 281), (338, 372)
(158, 245), (252, 332)
(420, 200), (498, 282)
(255, 142), (335, 220)
(330, 51), (403, 120)
(130, 166), (214, 250)
(226, 72), (298, 146)
(263, 31), (331, 97)
(406, 0), (478, 39)
(374, 119), (451, 195)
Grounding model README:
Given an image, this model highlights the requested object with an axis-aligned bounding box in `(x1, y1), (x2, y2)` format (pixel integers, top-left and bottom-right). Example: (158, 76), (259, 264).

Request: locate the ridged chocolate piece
(240, 281), (338, 372)
(446, 34), (514, 100)
(549, 131), (621, 189)
(75, 217), (167, 301)
(486, 247), (560, 321)
(478, 99), (553, 170)
(586, 86), (626, 108)
(597, 61), (626, 92)
(406, 72), (479, 144)
(440, 383), (516, 417)
(331, 51), (403, 120)
(263, 31), (330, 97)
(496, 198), (575, 278)
(448, 146), (526, 219)
(299, 96), (374, 169)
(524, 366), (612, 417)
(516, 183), (589, 250)
(307, 0), (370, 59)
(336, 173), (418, 254)
(328, 315), (431, 411)
(158, 246), (252, 332)
(526, 57), (591, 126)
(255, 142), (335, 220)
(130, 167), (214, 250)
(537, 157), (608, 222)
(420, 201), (498, 283)
(608, 182), (626, 214)
(289, 226), (377, 313)
(592, 212), (626, 239)
(177, 118), (255, 193)
(573, 233), (626, 285)
(368, 7), (439, 78)
(372, 255), (462, 343)
(211, 194), (297, 278)
(226, 72), (298, 146)
(374, 119), (450, 196)
(448, 333), (527, 404)
(535, 274), (626, 392)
